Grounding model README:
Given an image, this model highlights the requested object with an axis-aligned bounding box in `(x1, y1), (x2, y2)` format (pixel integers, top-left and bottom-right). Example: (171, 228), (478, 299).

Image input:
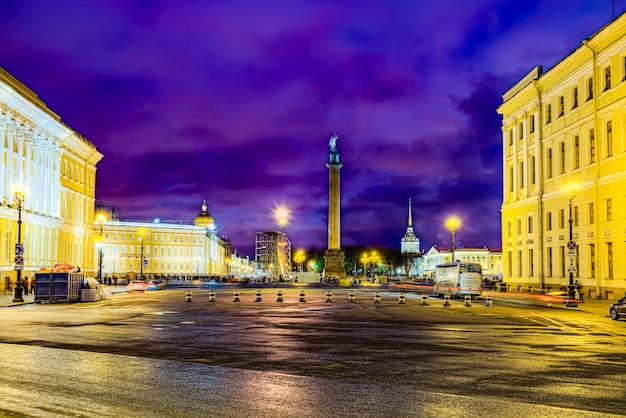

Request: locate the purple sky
(0, 1), (618, 257)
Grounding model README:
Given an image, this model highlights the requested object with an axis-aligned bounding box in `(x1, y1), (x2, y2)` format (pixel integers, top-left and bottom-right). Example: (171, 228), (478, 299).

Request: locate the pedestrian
(23, 277), (29, 295)
(30, 277), (36, 295)
(574, 280), (584, 302)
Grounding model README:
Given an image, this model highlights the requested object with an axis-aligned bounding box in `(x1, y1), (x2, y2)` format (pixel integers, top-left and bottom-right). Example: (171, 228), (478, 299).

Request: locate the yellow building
(498, 13), (626, 300)
(0, 67), (103, 291)
(423, 245), (502, 278)
(94, 202), (228, 281)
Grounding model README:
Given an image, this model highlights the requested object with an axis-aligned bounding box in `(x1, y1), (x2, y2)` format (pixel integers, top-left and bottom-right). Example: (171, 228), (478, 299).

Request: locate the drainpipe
(532, 79), (544, 291)
(582, 39), (601, 299)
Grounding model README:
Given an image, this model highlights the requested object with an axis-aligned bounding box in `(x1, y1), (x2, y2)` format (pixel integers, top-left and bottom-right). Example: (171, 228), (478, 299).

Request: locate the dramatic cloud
(0, 0), (619, 255)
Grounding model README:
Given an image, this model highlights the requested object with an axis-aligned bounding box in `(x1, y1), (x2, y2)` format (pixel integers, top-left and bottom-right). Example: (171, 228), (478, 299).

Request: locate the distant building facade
(498, 12), (626, 299)
(0, 67), (103, 291)
(400, 198), (423, 276)
(423, 245), (502, 278)
(94, 202), (228, 280)
(255, 231), (291, 279)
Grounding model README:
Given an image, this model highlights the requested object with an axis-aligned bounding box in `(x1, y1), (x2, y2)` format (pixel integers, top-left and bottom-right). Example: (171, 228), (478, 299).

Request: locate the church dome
(194, 200), (215, 230)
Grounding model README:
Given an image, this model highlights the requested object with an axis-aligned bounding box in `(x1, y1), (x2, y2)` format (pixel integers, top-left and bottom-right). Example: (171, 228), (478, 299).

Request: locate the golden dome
(194, 200), (215, 230)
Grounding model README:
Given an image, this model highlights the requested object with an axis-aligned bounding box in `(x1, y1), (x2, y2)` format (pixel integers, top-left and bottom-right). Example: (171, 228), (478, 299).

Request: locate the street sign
(15, 243), (24, 255)
(14, 254), (24, 270)
(567, 240), (577, 250)
(143, 259), (148, 266)
(568, 266), (577, 273)
(567, 250), (577, 258)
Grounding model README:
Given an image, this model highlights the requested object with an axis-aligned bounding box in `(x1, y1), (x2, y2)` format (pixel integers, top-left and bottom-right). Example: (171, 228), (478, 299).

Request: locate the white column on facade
(0, 113), (6, 203)
(53, 147), (62, 218)
(5, 116), (15, 198)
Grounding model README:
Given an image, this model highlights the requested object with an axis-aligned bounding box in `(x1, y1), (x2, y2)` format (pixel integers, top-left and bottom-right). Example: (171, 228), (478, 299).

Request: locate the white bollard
(233, 291), (240, 302)
(325, 291), (333, 303)
(443, 294), (451, 307)
(185, 291), (192, 302)
(255, 290), (262, 302)
(464, 295), (472, 307)
(348, 291), (356, 303)
(276, 290), (283, 303)
(485, 295), (493, 307)
(299, 290), (306, 303)
(208, 290), (216, 302)
(373, 292), (382, 303)
(398, 292), (406, 304)
(421, 294), (429, 305)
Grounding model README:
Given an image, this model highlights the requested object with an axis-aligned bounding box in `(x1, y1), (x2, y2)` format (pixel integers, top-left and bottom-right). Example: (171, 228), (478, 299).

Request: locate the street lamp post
(445, 216), (462, 262)
(96, 214), (106, 283)
(138, 229), (145, 279)
(12, 186), (26, 303)
(562, 181), (581, 307)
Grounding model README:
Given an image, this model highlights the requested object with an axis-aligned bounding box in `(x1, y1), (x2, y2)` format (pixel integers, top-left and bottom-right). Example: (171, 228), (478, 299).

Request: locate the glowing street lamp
(272, 204), (291, 227)
(293, 249), (305, 272)
(561, 181), (581, 307)
(95, 213), (106, 283)
(12, 184), (26, 303)
(138, 228), (146, 279)
(445, 215), (462, 262)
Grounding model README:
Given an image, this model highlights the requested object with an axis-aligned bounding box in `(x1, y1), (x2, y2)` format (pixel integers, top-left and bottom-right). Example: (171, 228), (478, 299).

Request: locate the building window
(572, 87), (578, 108)
(589, 202), (594, 224)
(519, 161), (524, 188)
(558, 95), (564, 116)
(559, 209), (565, 229)
(574, 135), (579, 169)
(607, 198), (612, 221)
(528, 249), (534, 277)
(507, 251), (512, 277)
(559, 142), (565, 174)
(528, 216), (533, 234)
(547, 212), (552, 231)
(519, 122), (524, 139)
(547, 148), (553, 178)
(604, 66), (611, 90)
(560, 246), (565, 277)
(508, 166), (513, 192)
(589, 244), (595, 278)
(509, 128), (513, 146)
(547, 247), (553, 277)
(530, 156), (536, 185)
(589, 128), (595, 163)
(623, 56), (626, 81)
(530, 114), (535, 133)
(587, 77), (593, 100)
(546, 104), (552, 123)
(507, 221), (512, 237)
(607, 242), (613, 279)
(606, 120), (613, 157)
(517, 218), (522, 236)
(517, 250), (523, 276)
(574, 206), (579, 227)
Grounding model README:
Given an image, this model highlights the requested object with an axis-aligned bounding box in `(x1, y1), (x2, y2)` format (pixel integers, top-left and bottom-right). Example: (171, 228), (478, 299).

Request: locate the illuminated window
(574, 206), (579, 227)
(589, 202), (594, 224)
(574, 135), (579, 169)
(589, 244), (595, 278)
(589, 129), (595, 163)
(606, 120), (613, 157)
(546, 212), (552, 231)
(547, 247), (553, 277)
(607, 242), (613, 279)
(547, 148), (553, 178)
(606, 199), (612, 221)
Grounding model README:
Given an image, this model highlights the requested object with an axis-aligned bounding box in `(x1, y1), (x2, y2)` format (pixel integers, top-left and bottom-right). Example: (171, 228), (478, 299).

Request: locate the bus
(434, 262), (483, 297)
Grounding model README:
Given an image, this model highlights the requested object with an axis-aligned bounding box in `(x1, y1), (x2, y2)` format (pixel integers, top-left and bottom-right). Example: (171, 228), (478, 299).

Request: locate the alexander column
(324, 132), (347, 282)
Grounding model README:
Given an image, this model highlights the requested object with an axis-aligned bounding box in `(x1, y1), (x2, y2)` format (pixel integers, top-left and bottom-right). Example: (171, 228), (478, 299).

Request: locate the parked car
(126, 280), (148, 292)
(147, 280), (166, 290)
(610, 297), (626, 320)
